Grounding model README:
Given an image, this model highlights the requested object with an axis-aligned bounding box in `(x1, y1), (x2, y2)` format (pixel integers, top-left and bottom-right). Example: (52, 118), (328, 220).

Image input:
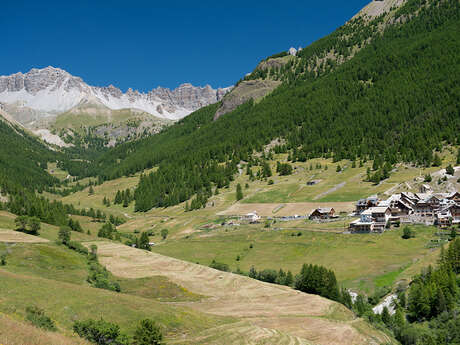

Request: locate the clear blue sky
(3, 0), (370, 91)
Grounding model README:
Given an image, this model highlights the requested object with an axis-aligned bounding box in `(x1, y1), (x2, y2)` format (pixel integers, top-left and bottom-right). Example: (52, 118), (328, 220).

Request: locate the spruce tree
(236, 183), (243, 201)
(139, 232), (150, 251)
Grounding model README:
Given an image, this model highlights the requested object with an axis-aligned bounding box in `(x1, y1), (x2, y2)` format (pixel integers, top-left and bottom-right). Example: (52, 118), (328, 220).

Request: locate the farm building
(309, 208), (336, 220)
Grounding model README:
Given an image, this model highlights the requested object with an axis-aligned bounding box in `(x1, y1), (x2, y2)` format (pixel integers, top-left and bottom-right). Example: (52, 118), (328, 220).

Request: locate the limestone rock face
(0, 66), (232, 125)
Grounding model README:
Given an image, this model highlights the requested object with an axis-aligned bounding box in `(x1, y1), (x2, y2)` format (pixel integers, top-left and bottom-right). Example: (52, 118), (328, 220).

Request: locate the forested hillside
(0, 118), (84, 227)
(0, 119), (58, 192)
(80, 0), (460, 212)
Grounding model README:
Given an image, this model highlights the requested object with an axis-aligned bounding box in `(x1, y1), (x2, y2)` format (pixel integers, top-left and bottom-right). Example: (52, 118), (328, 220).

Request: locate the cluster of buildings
(349, 190), (460, 233)
(237, 189), (460, 234)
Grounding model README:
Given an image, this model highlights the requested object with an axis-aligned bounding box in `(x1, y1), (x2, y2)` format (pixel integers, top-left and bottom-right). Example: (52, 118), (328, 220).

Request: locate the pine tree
(381, 306), (392, 326)
(446, 164), (455, 175)
(433, 154), (442, 167)
(58, 227), (71, 244)
(236, 183), (243, 201)
(139, 232), (151, 251)
(114, 190), (122, 204)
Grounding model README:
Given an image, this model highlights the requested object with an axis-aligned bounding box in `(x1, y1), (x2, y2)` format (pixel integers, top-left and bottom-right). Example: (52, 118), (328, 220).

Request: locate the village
(233, 187), (460, 234)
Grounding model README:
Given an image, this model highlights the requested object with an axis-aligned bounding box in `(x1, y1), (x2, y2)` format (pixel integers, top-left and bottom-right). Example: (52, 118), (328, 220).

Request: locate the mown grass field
(152, 224), (440, 293)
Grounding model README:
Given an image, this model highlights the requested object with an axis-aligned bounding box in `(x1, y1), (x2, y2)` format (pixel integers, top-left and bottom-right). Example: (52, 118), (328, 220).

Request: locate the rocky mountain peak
(0, 66), (232, 123)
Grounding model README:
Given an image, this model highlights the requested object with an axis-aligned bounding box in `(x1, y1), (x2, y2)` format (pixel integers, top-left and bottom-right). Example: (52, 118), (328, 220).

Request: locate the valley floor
(1, 155), (457, 344)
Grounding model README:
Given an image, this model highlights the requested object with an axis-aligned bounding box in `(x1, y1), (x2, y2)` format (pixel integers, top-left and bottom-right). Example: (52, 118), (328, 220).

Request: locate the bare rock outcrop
(213, 79), (281, 120)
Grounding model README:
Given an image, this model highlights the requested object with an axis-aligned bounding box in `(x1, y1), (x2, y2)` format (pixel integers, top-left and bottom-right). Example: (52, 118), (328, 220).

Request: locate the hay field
(91, 241), (394, 345)
(0, 229), (49, 243)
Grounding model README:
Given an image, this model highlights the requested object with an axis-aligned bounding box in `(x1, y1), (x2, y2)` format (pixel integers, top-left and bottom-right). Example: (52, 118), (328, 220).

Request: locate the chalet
(389, 200), (413, 221)
(414, 200), (434, 218)
(355, 195), (379, 214)
(349, 211), (374, 233)
(445, 203), (460, 224)
(400, 192), (418, 206)
(242, 211), (261, 223)
(435, 208), (452, 228)
(350, 206), (391, 233)
(426, 195), (441, 210)
(368, 206), (391, 231)
(448, 192), (460, 203)
(420, 184), (432, 193)
(309, 207), (336, 220)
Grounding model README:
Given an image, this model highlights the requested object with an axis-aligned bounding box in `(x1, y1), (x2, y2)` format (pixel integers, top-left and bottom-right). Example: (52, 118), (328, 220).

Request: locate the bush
(66, 241), (89, 255)
(26, 306), (57, 331)
(268, 179), (274, 185)
(15, 216), (41, 235)
(87, 261), (121, 292)
(133, 319), (164, 345)
(209, 259), (229, 272)
(73, 319), (129, 345)
(402, 226), (414, 239)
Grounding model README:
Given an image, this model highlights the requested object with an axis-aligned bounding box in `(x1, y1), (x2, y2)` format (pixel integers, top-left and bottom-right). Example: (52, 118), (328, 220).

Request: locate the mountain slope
(87, 0), (460, 212)
(0, 113), (58, 191)
(214, 0), (409, 119)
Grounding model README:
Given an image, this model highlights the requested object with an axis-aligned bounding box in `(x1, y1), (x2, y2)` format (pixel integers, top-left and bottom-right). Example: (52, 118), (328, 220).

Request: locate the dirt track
(218, 202), (354, 217)
(91, 241), (390, 345)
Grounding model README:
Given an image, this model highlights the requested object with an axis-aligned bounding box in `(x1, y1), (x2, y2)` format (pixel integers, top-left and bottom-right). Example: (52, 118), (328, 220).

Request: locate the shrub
(133, 319), (164, 345)
(25, 306), (57, 331)
(73, 319), (129, 345)
(66, 241), (89, 255)
(402, 226), (414, 239)
(209, 259), (229, 272)
(87, 262), (121, 292)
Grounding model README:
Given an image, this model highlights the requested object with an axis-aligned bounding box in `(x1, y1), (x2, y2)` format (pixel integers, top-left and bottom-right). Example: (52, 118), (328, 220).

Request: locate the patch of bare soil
(90, 242), (390, 345)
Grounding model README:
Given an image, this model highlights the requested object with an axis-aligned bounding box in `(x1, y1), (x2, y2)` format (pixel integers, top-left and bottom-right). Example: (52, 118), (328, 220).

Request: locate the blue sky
(2, 0), (370, 91)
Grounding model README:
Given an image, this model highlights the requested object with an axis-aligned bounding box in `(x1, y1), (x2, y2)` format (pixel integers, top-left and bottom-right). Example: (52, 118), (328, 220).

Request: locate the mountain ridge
(0, 66), (232, 125)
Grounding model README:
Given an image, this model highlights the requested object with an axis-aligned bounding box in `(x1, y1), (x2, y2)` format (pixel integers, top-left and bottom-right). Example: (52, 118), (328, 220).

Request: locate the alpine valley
(1, 0), (460, 345)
